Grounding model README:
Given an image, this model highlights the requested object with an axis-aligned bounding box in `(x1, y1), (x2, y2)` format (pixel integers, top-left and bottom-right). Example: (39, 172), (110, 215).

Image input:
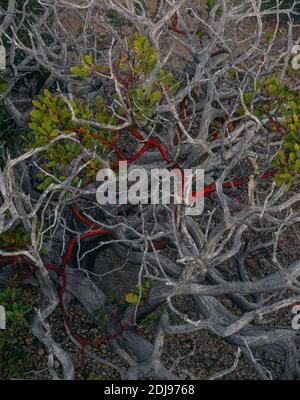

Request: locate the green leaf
(150, 90), (161, 104)
(36, 176), (54, 191)
(32, 100), (43, 110)
(28, 122), (39, 131)
(30, 110), (43, 120)
(45, 160), (56, 168)
(125, 292), (139, 304)
(207, 0), (216, 9)
(143, 279), (153, 290)
(70, 65), (90, 78)
(49, 129), (60, 138)
(96, 113), (107, 123)
(70, 66), (83, 75)
(279, 173), (291, 179)
(95, 65), (106, 73)
(44, 89), (52, 98)
(0, 81), (9, 95)
(84, 54), (94, 65)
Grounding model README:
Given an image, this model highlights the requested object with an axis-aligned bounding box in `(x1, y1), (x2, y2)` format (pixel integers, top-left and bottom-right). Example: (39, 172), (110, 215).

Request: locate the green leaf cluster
(29, 90), (113, 190)
(273, 114), (300, 189)
(106, 9), (127, 27)
(206, 0), (216, 10)
(118, 34), (180, 121)
(128, 68), (179, 121)
(0, 73), (11, 96)
(70, 36), (179, 127)
(129, 84), (162, 121)
(0, 281), (34, 379)
(0, 224), (31, 249)
(124, 278), (153, 305)
(239, 76), (300, 189)
(127, 33), (158, 76)
(70, 54), (106, 78)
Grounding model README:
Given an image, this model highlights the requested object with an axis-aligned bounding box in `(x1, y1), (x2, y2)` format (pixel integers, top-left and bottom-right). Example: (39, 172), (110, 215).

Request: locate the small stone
(53, 360), (60, 369)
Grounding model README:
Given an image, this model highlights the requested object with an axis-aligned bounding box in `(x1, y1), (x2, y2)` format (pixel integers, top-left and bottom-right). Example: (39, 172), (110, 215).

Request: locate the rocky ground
(2, 217), (298, 381)
(6, 292), (292, 380)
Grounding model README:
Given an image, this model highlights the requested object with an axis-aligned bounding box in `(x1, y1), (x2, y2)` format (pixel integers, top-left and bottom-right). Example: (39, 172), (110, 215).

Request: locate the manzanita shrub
(1, 0), (300, 381)
(29, 33), (179, 192)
